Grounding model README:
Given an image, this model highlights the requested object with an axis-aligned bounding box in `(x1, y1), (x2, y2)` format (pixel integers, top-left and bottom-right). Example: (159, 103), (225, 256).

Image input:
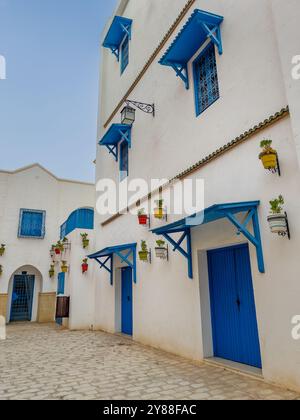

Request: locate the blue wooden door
(10, 275), (35, 322)
(121, 267), (133, 336)
(208, 244), (262, 368)
(56, 272), (65, 326)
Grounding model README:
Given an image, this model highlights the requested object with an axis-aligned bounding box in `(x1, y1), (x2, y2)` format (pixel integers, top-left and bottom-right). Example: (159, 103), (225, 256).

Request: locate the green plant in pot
(0, 244), (6, 257)
(81, 233), (90, 249)
(139, 240), (149, 262)
(138, 208), (148, 225)
(61, 261), (69, 273)
(0, 265), (3, 276)
(267, 195), (288, 236)
(49, 264), (55, 278)
(155, 240), (168, 259)
(154, 199), (164, 219)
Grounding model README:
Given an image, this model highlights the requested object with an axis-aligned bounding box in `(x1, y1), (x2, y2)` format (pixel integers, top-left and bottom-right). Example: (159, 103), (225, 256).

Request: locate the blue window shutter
(19, 209), (45, 238)
(120, 141), (129, 180)
(121, 35), (129, 74)
(193, 43), (220, 116)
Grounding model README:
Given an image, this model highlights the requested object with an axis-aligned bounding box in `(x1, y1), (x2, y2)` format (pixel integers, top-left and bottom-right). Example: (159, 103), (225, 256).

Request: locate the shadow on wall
(6, 265), (43, 323)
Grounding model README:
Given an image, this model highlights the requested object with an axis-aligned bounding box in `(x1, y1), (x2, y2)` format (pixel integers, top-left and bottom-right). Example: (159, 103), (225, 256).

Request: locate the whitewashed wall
(95, 0), (300, 391)
(0, 165), (95, 318)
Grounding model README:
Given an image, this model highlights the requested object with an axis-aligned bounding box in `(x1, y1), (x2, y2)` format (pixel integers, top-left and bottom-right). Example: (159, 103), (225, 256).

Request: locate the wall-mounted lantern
(267, 195), (290, 239)
(121, 106), (136, 125)
(259, 139), (281, 176)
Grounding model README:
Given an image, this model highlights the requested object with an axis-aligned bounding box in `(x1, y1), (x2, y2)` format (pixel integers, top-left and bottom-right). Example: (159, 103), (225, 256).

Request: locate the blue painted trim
(89, 243), (137, 285)
(60, 208), (94, 239)
(102, 16), (133, 62)
(18, 209), (46, 239)
(99, 124), (132, 163)
(151, 201), (265, 276)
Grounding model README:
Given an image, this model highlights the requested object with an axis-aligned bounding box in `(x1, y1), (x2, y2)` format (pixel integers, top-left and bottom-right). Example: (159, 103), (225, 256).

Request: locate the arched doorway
(7, 266), (43, 323)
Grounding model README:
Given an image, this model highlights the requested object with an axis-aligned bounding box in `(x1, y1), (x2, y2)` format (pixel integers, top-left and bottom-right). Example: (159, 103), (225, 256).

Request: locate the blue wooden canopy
(99, 124), (131, 161)
(159, 9), (224, 89)
(152, 201), (264, 279)
(102, 16), (133, 61)
(88, 243), (137, 285)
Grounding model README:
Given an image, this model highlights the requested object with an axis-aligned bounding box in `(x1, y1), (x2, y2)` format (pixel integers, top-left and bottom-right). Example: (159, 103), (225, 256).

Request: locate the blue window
(193, 43), (219, 116)
(120, 141), (129, 181)
(120, 35), (129, 74)
(18, 209), (46, 239)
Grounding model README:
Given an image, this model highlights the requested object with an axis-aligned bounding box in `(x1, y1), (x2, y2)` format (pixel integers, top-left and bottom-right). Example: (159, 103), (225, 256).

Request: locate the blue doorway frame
(121, 267), (133, 336)
(10, 275), (35, 322)
(208, 244), (262, 369)
(56, 272), (65, 326)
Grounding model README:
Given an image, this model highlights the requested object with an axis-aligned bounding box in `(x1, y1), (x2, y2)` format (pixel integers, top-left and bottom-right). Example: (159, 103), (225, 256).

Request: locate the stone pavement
(0, 323), (299, 400)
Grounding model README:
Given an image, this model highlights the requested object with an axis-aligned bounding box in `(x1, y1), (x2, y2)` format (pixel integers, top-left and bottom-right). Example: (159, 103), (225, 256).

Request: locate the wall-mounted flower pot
(139, 251), (149, 262)
(49, 269), (55, 278)
(82, 263), (89, 274)
(55, 248), (61, 255)
(260, 152), (277, 170)
(155, 247), (168, 260)
(0, 265), (3, 276)
(138, 215), (148, 225)
(61, 262), (68, 273)
(267, 213), (288, 236)
(0, 245), (6, 257)
(154, 208), (164, 219)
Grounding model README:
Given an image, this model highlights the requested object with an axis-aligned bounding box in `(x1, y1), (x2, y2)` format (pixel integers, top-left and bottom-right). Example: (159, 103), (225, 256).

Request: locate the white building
(0, 163), (95, 325)
(91, 0), (300, 392)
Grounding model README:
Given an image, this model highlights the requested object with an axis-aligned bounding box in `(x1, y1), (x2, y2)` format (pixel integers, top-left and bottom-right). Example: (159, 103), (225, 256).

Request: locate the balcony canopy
(152, 202), (264, 279)
(88, 243), (137, 285)
(99, 124), (132, 162)
(102, 16), (133, 61)
(159, 9), (224, 89)
(60, 208), (94, 239)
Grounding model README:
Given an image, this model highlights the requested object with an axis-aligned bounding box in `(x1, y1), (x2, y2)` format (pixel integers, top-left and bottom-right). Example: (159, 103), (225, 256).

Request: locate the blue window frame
(193, 42), (220, 116)
(119, 141), (129, 181)
(18, 209), (46, 239)
(120, 35), (129, 74)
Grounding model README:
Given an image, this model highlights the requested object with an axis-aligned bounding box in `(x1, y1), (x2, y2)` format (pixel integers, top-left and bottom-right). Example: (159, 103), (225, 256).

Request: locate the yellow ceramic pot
(61, 266), (68, 273)
(154, 207), (164, 219)
(260, 153), (277, 170)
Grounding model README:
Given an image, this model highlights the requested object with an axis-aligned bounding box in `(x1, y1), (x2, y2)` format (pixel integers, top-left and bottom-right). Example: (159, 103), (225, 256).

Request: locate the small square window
(120, 35), (129, 74)
(193, 43), (220, 116)
(18, 209), (46, 239)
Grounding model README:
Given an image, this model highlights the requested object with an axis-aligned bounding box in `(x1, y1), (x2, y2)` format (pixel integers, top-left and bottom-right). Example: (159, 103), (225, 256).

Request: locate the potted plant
(61, 261), (69, 273)
(155, 240), (168, 259)
(138, 208), (148, 225)
(50, 245), (56, 258)
(49, 264), (55, 278)
(259, 139), (278, 171)
(267, 195), (288, 236)
(139, 240), (149, 262)
(81, 233), (89, 249)
(55, 241), (63, 255)
(154, 199), (164, 219)
(62, 237), (70, 251)
(82, 258), (89, 274)
(0, 265), (3, 276)
(0, 244), (6, 257)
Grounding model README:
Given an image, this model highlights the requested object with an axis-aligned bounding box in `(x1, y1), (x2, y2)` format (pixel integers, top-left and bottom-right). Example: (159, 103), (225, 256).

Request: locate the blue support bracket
(161, 228), (193, 279)
(95, 255), (114, 285)
(200, 22), (223, 55)
(120, 23), (131, 40)
(106, 145), (118, 162)
(225, 208), (265, 274)
(115, 246), (137, 284)
(170, 63), (189, 90)
(109, 47), (120, 61)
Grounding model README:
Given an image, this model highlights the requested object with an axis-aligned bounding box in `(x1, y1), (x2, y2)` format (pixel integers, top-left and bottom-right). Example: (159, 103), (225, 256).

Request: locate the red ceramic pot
(82, 263), (89, 274)
(138, 215), (148, 225)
